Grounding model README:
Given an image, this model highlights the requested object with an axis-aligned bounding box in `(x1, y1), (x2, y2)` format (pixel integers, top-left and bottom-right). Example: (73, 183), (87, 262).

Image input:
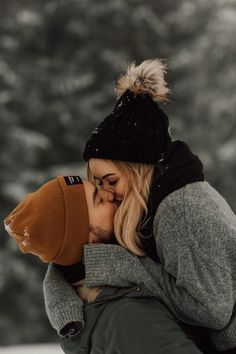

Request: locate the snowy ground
(0, 344), (63, 353)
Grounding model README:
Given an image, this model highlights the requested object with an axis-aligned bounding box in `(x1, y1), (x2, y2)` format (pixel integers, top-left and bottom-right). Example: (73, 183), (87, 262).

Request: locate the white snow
(0, 344), (63, 354)
(4, 221), (13, 235)
(22, 227), (31, 247)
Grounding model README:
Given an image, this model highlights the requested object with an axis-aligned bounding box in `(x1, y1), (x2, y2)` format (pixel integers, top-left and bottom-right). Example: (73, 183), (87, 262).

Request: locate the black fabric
(54, 261), (85, 283)
(60, 321), (83, 337)
(83, 90), (172, 164)
(220, 349), (236, 353)
(139, 140), (205, 262)
(180, 323), (220, 353)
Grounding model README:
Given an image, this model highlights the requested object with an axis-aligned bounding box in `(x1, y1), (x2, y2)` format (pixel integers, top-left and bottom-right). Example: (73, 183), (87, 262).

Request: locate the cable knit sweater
(43, 181), (236, 351)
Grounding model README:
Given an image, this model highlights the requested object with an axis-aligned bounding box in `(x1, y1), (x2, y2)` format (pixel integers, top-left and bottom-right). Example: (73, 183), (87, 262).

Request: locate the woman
(44, 60), (236, 353)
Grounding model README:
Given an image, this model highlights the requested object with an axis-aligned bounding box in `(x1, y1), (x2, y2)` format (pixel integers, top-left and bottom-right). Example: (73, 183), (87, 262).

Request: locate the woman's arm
(43, 264), (85, 335)
(83, 235), (232, 331)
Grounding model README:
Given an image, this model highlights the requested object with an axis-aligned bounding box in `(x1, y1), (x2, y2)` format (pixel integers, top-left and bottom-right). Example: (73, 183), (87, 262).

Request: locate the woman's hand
(73, 280), (102, 303)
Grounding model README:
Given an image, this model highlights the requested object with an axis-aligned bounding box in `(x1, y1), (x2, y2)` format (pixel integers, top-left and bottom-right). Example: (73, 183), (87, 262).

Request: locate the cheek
(105, 205), (117, 224)
(115, 181), (127, 199)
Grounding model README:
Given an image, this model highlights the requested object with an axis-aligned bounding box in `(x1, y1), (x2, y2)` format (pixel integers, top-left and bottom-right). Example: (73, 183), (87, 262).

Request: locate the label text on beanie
(64, 176), (83, 186)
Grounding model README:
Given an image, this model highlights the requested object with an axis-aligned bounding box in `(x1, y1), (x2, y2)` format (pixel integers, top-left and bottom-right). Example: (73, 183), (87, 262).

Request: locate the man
(4, 176), (203, 354)
(4, 175), (117, 266)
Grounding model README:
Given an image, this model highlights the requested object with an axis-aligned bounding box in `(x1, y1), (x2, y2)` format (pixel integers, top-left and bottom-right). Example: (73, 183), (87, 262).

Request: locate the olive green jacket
(61, 286), (202, 354)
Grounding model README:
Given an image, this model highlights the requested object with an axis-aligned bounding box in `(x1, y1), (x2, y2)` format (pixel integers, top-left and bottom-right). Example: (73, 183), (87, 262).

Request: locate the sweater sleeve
(84, 242), (232, 330)
(43, 264), (85, 335)
(153, 188), (234, 330)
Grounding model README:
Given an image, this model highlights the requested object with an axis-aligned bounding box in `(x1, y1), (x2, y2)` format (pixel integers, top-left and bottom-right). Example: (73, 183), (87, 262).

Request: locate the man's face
(83, 180), (118, 244)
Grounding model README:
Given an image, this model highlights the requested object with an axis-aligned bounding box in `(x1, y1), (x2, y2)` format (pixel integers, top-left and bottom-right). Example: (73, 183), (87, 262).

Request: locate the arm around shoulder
(43, 263), (85, 335)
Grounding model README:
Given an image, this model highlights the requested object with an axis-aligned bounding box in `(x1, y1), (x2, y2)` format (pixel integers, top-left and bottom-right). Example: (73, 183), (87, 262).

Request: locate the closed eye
(94, 177), (103, 188)
(108, 180), (117, 186)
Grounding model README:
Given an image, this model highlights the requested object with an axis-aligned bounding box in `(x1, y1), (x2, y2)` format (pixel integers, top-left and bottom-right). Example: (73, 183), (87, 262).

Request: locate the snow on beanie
(4, 176), (89, 265)
(83, 59), (172, 164)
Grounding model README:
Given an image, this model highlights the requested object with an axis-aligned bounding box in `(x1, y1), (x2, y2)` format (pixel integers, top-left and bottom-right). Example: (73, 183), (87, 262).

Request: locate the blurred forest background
(0, 0), (236, 347)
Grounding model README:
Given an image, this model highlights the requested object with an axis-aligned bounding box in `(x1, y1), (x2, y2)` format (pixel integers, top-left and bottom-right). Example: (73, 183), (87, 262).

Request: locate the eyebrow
(101, 173), (116, 179)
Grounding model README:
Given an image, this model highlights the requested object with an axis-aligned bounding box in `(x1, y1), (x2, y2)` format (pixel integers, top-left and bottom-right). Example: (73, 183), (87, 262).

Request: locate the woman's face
(89, 159), (128, 202)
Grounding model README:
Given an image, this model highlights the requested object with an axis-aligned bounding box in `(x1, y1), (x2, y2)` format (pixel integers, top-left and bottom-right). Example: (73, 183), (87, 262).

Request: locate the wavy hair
(87, 160), (154, 256)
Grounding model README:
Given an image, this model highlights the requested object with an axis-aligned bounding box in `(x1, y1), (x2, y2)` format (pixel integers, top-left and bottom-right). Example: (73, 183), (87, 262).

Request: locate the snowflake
(92, 127), (100, 135)
(21, 227), (31, 247)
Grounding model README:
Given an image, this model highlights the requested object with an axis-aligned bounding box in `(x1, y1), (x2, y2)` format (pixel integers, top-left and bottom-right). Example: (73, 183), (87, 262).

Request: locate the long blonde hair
(87, 160), (155, 256)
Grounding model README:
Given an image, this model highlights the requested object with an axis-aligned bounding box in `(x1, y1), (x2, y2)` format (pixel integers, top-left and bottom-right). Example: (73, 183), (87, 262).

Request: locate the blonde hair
(87, 160), (155, 256)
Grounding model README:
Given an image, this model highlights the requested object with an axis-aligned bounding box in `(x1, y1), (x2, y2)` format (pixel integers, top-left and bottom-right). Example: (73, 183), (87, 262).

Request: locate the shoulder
(155, 181), (235, 222)
(153, 181), (236, 251)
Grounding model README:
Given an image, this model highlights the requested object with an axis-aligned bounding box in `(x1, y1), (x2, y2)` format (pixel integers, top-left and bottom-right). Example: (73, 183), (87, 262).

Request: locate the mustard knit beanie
(4, 176), (89, 265)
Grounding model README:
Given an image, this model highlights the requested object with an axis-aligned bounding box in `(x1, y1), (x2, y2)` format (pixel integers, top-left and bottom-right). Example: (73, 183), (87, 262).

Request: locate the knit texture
(83, 90), (171, 164)
(43, 264), (84, 334)
(83, 60), (172, 164)
(4, 176), (89, 265)
(43, 181), (236, 350)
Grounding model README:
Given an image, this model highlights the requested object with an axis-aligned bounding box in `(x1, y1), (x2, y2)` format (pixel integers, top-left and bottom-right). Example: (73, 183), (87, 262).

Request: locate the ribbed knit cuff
(209, 325), (236, 351)
(83, 243), (134, 288)
(43, 264), (85, 335)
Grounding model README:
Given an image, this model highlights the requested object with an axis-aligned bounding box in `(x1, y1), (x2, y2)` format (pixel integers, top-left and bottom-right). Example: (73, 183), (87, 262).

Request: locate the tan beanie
(4, 176), (89, 265)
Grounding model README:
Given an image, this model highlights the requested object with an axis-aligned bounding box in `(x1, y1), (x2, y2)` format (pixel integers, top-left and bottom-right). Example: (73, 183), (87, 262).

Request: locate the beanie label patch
(64, 176), (83, 186)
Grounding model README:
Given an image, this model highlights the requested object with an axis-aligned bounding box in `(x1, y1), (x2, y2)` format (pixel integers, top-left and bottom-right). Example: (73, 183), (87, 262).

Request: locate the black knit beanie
(83, 59), (172, 164)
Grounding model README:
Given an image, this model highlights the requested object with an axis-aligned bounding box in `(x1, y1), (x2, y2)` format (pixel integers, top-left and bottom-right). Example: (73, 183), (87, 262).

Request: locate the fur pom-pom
(116, 59), (169, 102)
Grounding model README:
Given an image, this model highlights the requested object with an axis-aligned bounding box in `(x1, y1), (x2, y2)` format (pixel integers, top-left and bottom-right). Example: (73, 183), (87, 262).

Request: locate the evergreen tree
(0, 0), (235, 345)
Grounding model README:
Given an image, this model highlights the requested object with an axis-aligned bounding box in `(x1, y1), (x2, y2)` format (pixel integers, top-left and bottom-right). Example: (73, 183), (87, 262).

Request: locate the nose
(100, 183), (119, 197)
(99, 186), (123, 203)
(89, 234), (98, 244)
(97, 189), (115, 202)
(99, 184), (114, 193)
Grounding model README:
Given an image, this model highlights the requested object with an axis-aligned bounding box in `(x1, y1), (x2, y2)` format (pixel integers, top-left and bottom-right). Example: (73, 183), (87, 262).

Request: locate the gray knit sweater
(43, 181), (236, 351)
